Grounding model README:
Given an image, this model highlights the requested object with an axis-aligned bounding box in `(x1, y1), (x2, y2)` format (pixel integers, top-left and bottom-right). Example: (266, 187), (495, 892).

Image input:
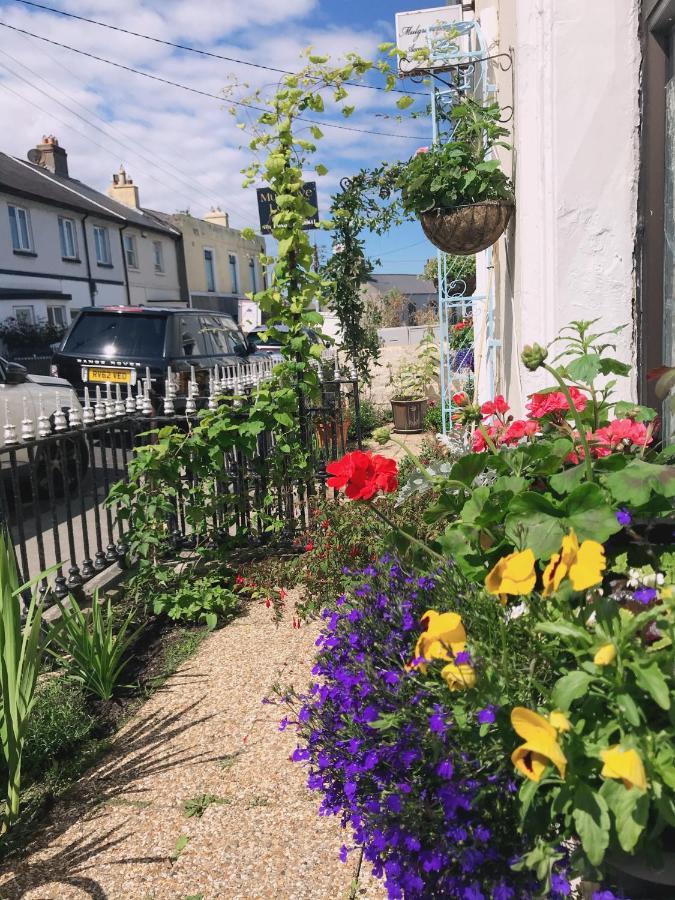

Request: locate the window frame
(46, 305), (67, 328)
(13, 305), (35, 325)
(58, 215), (79, 261)
(152, 239), (165, 274)
(8, 204), (34, 254)
(229, 253), (238, 294)
(93, 225), (112, 266)
(123, 233), (139, 270)
(204, 247), (216, 293)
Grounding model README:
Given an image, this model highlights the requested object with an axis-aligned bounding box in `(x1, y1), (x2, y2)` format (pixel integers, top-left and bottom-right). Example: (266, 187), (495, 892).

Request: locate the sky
(0, 0), (440, 275)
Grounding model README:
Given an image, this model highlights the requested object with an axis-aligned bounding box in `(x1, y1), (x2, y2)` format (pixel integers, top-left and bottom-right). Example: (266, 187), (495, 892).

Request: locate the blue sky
(0, 0), (438, 274)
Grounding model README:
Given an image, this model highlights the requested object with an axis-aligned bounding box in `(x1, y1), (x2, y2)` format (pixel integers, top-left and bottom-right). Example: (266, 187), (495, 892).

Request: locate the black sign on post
(256, 182), (319, 235)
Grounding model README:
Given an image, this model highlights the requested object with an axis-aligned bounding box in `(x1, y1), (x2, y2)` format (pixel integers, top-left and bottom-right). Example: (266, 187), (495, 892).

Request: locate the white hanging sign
(395, 5), (466, 73)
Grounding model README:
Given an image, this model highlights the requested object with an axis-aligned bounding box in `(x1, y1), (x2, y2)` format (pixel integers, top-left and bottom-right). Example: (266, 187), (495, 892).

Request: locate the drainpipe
(119, 225), (131, 306)
(81, 214), (96, 306)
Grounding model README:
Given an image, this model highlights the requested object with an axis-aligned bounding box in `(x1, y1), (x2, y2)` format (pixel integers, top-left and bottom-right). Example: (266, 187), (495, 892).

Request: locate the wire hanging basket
(420, 200), (514, 255)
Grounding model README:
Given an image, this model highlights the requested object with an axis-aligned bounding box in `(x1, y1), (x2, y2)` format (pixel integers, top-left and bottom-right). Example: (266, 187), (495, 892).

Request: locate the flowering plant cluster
(450, 316), (475, 351)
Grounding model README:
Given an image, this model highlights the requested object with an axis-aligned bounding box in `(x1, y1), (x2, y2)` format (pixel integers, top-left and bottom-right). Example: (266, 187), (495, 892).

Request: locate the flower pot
(452, 349), (474, 371)
(391, 399), (427, 434)
(420, 201), (514, 255)
(315, 415), (351, 451)
(606, 844), (675, 899)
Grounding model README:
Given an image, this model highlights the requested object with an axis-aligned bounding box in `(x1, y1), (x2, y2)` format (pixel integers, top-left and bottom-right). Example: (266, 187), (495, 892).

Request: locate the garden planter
(391, 399), (427, 434)
(452, 348), (474, 371)
(420, 201), (514, 255)
(606, 841), (675, 899)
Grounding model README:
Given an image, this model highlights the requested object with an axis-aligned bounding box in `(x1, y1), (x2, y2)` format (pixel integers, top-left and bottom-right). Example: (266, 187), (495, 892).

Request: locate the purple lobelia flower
(477, 705), (497, 725)
(634, 586), (658, 605)
(615, 508), (632, 526)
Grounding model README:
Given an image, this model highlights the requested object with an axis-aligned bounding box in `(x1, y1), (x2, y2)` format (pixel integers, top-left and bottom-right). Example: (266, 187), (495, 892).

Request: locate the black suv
(52, 307), (254, 401)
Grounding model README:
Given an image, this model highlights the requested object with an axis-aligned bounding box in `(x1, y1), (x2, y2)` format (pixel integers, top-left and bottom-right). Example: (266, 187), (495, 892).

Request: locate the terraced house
(0, 136), (186, 328)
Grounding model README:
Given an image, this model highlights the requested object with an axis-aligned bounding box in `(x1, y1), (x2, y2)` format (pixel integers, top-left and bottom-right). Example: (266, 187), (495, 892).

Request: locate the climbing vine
(323, 164), (410, 384)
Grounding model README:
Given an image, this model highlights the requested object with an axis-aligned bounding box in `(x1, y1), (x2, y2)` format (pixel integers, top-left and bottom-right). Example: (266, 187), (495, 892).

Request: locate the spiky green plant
(0, 530), (45, 833)
(48, 592), (143, 701)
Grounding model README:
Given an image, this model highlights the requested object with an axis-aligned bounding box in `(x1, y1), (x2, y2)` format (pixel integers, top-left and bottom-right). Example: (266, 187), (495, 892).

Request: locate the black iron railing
(1, 368), (359, 606)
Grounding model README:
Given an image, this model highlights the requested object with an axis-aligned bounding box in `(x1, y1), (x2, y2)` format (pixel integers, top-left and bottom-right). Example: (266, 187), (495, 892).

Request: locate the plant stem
(542, 363), (594, 483)
(368, 502), (445, 563)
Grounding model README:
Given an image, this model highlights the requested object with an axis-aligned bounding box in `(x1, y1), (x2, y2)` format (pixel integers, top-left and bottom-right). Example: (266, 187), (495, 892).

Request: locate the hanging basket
(419, 201), (514, 255)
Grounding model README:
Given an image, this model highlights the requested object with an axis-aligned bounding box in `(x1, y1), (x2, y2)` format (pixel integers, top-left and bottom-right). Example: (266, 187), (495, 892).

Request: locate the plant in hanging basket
(398, 100), (514, 255)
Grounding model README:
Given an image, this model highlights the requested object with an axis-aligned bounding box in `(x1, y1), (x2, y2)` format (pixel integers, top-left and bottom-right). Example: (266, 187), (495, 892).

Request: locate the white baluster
(53, 393), (68, 432)
(185, 377), (197, 416)
(3, 399), (17, 445)
(82, 386), (95, 426)
(37, 395), (51, 438)
(115, 383), (125, 417)
(94, 386), (105, 422)
(104, 384), (115, 419)
(67, 396), (82, 429)
(164, 366), (175, 416)
(141, 379), (153, 416)
(208, 371), (218, 411)
(21, 396), (35, 442)
(125, 383), (136, 415)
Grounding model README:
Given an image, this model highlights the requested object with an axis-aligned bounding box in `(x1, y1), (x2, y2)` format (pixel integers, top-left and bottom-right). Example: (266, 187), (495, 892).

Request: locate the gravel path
(0, 597), (385, 900)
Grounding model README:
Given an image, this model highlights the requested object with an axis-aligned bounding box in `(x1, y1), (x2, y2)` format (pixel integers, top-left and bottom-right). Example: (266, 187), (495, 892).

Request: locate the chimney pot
(107, 165), (140, 209)
(29, 135), (69, 177)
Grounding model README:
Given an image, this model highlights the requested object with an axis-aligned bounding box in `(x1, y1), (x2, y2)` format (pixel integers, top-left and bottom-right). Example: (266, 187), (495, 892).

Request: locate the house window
(58, 216), (79, 260)
(13, 306), (34, 325)
(249, 258), (257, 293)
(47, 306), (67, 328)
(93, 225), (112, 265)
(8, 205), (33, 253)
(229, 254), (238, 293)
(123, 234), (138, 269)
(153, 240), (164, 273)
(204, 248), (216, 292)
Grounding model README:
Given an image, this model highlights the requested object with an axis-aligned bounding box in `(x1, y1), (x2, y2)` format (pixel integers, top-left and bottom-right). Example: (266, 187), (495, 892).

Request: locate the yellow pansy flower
(408, 611), (467, 673)
(594, 643), (617, 666)
(548, 711), (572, 732)
(600, 746), (647, 791)
(441, 662), (477, 691)
(485, 549), (537, 599)
(511, 707), (567, 782)
(543, 530), (605, 596)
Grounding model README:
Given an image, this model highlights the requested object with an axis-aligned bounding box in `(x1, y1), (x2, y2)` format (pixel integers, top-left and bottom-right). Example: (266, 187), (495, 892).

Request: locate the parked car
(246, 325), (326, 361)
(0, 357), (87, 497)
(51, 307), (255, 407)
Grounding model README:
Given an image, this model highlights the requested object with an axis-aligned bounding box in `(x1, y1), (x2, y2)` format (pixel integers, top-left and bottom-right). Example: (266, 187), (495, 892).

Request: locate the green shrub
(22, 678), (93, 777)
(48, 592), (143, 701)
(348, 398), (384, 439)
(372, 426), (391, 445)
(423, 401), (444, 433)
(152, 575), (239, 630)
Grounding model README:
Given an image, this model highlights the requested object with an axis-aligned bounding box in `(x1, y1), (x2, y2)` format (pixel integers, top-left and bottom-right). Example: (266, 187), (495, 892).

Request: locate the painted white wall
(475, 0), (641, 411)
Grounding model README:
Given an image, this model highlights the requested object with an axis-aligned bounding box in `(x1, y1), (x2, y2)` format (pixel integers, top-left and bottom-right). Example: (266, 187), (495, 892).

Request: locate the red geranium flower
(305, 541), (314, 552)
(326, 451), (398, 500)
(591, 418), (652, 452)
(481, 395), (509, 417)
(453, 392), (468, 406)
(526, 387), (587, 419)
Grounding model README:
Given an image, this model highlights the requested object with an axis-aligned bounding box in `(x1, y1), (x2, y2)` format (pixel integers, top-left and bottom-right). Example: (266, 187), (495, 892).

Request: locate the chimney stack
(107, 165), (140, 209)
(28, 135), (69, 177)
(204, 207), (230, 228)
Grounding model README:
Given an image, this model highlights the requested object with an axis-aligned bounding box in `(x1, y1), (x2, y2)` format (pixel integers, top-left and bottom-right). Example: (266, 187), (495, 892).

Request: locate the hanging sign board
(256, 182), (319, 235)
(395, 5), (469, 74)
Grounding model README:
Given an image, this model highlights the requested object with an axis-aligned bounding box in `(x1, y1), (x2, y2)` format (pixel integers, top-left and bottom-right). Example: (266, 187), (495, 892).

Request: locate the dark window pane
(63, 313), (167, 357)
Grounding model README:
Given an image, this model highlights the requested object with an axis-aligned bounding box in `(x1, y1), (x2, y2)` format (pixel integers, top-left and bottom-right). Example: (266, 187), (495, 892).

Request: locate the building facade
(153, 210), (266, 328)
(0, 139), (185, 330)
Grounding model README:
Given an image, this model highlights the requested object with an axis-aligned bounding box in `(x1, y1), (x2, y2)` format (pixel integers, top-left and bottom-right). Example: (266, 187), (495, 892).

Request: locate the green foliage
(399, 100), (513, 214)
(372, 426), (391, 445)
(0, 532), (45, 833)
(182, 793), (229, 818)
(48, 592), (143, 701)
(423, 402), (445, 434)
(0, 317), (66, 351)
(347, 398), (389, 439)
(22, 678), (92, 777)
(388, 331), (439, 400)
(324, 164), (408, 383)
(422, 254), (476, 291)
(152, 575), (240, 631)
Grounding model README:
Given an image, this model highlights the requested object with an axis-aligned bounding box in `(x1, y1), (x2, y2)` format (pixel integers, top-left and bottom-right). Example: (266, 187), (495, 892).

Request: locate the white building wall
(475, 0), (642, 411)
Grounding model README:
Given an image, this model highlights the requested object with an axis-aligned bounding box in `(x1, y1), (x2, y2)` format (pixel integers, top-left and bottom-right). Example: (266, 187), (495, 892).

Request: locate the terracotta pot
(315, 415), (351, 450)
(391, 399), (427, 434)
(420, 201), (514, 255)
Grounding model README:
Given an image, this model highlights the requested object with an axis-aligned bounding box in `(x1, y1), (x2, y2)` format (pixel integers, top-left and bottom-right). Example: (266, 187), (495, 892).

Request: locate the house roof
(367, 273), (436, 296)
(0, 153), (179, 237)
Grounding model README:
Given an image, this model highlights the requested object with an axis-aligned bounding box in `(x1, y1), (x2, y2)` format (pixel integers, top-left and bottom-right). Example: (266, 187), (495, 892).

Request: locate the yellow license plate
(88, 368), (131, 384)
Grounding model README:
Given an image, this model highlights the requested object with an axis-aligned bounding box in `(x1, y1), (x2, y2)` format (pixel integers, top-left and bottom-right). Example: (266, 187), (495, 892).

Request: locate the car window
(199, 316), (233, 354)
(211, 315), (248, 355)
(178, 316), (208, 357)
(63, 313), (167, 356)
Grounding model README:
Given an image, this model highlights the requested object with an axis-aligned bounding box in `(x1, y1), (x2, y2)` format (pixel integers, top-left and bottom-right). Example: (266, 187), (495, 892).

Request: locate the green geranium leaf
(563, 483), (622, 544)
(628, 660), (671, 710)
(599, 358), (632, 376)
(613, 402), (658, 422)
(604, 459), (675, 506)
(552, 670), (594, 711)
(504, 493), (566, 559)
(573, 785), (610, 866)
(550, 463), (586, 495)
(449, 453), (487, 486)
